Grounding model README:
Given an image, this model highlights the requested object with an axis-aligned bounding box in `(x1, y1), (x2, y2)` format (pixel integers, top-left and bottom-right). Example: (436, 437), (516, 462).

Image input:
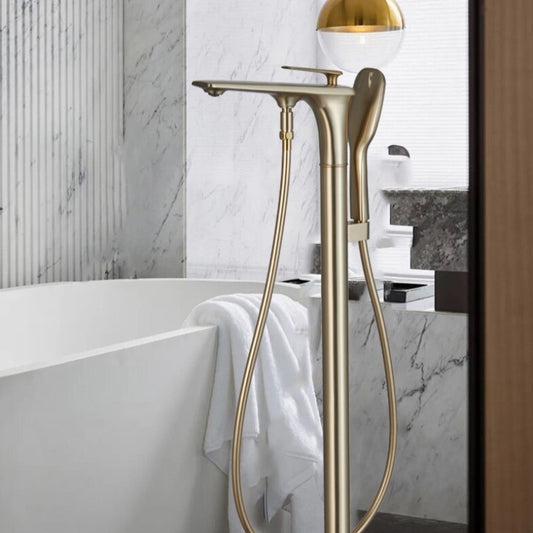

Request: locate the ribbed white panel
(375, 0), (469, 188)
(0, 0), (124, 288)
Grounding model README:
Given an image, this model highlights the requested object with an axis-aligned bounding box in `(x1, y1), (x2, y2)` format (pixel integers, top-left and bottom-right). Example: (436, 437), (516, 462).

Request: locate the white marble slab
(117, 0), (186, 278)
(186, 0), (321, 280)
(310, 298), (468, 523)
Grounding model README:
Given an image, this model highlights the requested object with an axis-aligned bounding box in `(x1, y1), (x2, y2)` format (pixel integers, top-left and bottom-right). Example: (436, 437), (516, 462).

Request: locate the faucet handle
(282, 65), (343, 87)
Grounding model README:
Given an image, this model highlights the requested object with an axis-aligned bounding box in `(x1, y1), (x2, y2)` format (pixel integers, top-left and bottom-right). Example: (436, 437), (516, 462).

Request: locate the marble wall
(309, 298), (468, 523)
(119, 0), (186, 279)
(186, 0), (321, 280)
(0, 0), (186, 287)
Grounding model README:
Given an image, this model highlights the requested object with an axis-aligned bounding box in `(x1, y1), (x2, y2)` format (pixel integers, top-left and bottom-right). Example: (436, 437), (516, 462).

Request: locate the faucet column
(313, 97), (352, 533)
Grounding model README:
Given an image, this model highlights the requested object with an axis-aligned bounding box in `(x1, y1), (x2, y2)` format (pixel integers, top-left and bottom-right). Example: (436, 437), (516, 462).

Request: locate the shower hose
(231, 105), (397, 533)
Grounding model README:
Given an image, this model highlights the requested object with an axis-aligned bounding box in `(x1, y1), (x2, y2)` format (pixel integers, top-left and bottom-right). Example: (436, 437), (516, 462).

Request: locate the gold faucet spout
(192, 79), (354, 99)
(192, 78), (355, 163)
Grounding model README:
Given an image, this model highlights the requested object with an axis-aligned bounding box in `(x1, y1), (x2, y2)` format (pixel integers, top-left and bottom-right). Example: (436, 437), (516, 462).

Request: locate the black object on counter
(383, 282), (433, 303)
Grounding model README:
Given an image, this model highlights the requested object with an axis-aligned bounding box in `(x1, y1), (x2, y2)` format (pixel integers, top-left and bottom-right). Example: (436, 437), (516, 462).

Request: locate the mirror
(187, 0), (470, 529)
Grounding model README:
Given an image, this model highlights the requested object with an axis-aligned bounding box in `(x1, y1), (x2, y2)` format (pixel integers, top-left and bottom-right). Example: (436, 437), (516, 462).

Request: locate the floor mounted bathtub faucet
(193, 2), (405, 532)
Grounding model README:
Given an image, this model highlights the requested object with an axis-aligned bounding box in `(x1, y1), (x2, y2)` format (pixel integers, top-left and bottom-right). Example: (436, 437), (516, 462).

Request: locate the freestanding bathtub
(0, 279), (303, 533)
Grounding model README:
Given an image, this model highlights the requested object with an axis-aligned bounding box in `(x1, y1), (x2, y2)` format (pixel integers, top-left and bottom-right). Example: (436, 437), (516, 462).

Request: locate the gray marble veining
(186, 0), (321, 280)
(116, 0), (186, 278)
(309, 298), (468, 523)
(384, 189), (468, 272)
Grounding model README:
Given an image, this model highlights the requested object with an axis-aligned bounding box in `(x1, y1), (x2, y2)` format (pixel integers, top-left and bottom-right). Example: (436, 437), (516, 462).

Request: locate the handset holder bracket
(348, 221), (369, 242)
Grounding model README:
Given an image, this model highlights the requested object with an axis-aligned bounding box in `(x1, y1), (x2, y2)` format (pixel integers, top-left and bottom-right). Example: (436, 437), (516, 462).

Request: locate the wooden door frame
(469, 0), (533, 530)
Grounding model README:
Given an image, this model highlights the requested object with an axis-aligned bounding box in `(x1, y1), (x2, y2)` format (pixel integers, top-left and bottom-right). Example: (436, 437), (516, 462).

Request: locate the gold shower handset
(347, 68), (397, 533)
(349, 69), (386, 225)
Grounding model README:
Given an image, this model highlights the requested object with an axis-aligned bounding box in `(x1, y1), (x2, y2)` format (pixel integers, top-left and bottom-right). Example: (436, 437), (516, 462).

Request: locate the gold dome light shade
(317, 0), (405, 72)
(317, 0), (405, 33)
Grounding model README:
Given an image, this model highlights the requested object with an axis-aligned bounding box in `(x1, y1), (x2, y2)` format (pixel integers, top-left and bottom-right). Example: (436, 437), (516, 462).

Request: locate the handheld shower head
(349, 68), (386, 223)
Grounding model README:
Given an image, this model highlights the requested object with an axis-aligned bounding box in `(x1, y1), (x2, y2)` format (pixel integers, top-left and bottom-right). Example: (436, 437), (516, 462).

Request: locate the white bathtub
(0, 279), (303, 533)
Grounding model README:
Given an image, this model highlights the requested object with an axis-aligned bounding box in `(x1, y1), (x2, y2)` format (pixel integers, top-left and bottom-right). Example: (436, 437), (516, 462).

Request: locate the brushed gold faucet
(193, 65), (397, 533)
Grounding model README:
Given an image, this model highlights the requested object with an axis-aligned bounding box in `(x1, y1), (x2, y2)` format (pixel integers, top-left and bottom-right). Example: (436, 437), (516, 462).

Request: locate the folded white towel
(183, 293), (324, 532)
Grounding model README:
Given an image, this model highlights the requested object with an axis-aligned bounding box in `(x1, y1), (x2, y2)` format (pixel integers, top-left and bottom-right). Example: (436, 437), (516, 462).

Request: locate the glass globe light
(317, 0), (405, 73)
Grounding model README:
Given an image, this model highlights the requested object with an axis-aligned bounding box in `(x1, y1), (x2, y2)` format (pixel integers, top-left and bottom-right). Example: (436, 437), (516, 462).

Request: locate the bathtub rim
(0, 277), (313, 378)
(0, 325), (216, 379)
(0, 277), (310, 296)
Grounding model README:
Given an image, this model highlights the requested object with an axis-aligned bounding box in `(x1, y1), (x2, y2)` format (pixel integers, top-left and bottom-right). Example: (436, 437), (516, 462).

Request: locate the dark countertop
(384, 188), (468, 272)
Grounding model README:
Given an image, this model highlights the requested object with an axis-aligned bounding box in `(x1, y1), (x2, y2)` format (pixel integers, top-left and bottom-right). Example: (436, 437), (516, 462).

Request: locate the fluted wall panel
(0, 0), (124, 288)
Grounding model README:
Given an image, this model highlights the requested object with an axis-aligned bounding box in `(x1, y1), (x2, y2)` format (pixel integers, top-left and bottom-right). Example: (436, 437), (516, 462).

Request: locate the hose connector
(279, 106), (294, 142)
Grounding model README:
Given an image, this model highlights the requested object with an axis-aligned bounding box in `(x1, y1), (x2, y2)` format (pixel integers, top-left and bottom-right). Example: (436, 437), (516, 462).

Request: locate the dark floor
(359, 511), (468, 533)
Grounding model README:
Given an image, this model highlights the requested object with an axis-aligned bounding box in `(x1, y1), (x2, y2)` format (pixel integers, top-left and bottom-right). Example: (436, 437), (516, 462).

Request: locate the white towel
(183, 293), (324, 532)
